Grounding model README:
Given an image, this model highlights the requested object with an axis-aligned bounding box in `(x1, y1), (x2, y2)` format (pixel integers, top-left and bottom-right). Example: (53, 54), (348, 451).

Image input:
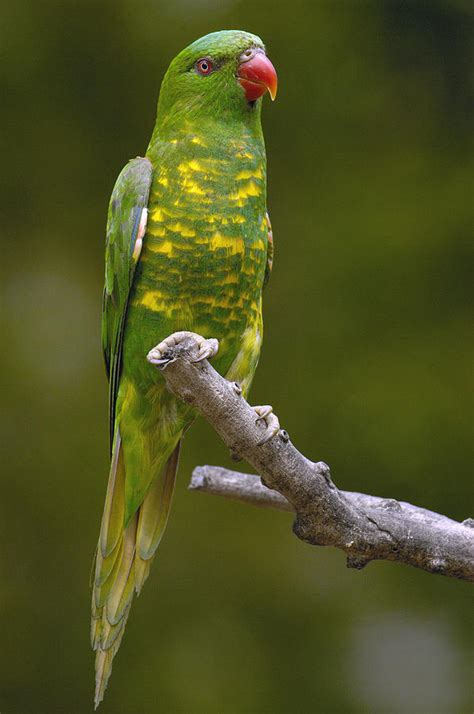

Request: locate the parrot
(91, 30), (278, 707)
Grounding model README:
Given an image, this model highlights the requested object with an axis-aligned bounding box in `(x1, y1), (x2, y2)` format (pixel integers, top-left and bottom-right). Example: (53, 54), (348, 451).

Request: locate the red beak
(237, 52), (278, 102)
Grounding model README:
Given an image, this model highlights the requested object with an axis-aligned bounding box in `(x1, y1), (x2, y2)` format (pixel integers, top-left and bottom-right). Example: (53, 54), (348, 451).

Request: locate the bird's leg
(252, 405), (280, 445)
(147, 331), (219, 368)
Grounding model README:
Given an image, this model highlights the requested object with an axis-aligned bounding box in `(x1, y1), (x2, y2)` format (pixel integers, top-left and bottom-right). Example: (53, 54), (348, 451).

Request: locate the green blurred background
(2, 1), (473, 712)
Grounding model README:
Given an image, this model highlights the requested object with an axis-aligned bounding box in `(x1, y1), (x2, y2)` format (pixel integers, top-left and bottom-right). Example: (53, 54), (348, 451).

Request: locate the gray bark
(149, 333), (474, 582)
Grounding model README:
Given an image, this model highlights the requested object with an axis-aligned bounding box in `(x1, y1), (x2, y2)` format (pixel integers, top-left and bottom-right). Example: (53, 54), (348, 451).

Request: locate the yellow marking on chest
(209, 232), (244, 254)
(168, 222), (196, 237)
(148, 239), (173, 255)
(151, 208), (165, 222)
(150, 205), (181, 221)
(138, 292), (195, 325)
(229, 180), (261, 204)
(183, 178), (205, 195)
(138, 290), (170, 312)
(201, 213), (244, 226)
(220, 274), (239, 285)
(252, 237), (266, 252)
(178, 160), (203, 174)
(235, 167), (263, 181)
(148, 225), (166, 237)
(178, 159), (222, 181)
(189, 293), (236, 310)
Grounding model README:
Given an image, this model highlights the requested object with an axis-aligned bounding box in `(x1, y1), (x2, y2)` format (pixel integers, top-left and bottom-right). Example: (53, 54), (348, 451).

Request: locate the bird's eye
(196, 58), (213, 75)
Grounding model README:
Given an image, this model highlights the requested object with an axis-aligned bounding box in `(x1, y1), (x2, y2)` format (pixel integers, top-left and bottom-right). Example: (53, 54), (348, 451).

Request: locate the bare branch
(148, 332), (474, 582)
(190, 466), (293, 511)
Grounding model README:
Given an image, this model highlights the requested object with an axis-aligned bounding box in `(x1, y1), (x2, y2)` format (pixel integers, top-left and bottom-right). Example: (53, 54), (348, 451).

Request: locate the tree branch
(148, 332), (474, 582)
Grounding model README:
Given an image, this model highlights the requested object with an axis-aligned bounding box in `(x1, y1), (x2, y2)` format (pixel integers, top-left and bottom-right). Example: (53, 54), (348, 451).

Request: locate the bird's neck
(146, 116), (264, 166)
(143, 116), (267, 263)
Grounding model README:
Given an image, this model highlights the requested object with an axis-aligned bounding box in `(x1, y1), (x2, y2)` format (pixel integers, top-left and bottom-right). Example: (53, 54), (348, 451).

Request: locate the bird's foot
(191, 337), (219, 363)
(252, 405), (280, 445)
(147, 331), (219, 368)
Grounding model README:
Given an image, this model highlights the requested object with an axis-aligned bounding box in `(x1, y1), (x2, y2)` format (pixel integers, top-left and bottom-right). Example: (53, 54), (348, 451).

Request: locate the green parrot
(91, 30), (278, 707)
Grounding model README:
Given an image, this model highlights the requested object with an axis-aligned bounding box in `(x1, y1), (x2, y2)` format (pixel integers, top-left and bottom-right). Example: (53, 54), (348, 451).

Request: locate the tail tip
(94, 649), (111, 710)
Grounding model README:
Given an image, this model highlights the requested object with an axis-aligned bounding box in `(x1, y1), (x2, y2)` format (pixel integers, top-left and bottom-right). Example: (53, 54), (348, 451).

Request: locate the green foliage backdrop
(2, 1), (472, 712)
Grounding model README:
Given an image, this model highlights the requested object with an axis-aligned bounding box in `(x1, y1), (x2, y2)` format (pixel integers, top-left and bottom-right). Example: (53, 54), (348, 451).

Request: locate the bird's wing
(263, 211), (274, 287)
(102, 156), (153, 448)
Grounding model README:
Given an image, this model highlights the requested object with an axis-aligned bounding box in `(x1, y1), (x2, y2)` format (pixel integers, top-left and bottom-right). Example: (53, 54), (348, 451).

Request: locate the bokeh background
(2, 1), (473, 712)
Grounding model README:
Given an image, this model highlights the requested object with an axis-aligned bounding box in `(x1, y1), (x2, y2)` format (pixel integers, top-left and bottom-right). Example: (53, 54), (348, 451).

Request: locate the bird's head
(156, 30), (277, 134)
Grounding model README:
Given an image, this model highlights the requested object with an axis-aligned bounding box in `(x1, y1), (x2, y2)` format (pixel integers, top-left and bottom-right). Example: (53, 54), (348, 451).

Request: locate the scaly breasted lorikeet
(91, 30), (277, 706)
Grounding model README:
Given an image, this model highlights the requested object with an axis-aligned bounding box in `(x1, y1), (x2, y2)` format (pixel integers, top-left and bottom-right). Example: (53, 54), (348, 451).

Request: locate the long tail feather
(91, 432), (180, 708)
(135, 443), (181, 591)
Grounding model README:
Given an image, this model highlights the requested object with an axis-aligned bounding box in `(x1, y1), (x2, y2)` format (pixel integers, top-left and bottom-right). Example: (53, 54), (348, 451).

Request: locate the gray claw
(252, 405), (280, 446)
(192, 349), (213, 363)
(148, 355), (175, 367)
(257, 419), (281, 445)
(255, 405), (273, 423)
(191, 338), (219, 364)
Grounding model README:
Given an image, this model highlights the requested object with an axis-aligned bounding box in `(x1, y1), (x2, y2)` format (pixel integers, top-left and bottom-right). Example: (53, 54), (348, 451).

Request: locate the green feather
(92, 30), (276, 708)
(102, 157), (153, 448)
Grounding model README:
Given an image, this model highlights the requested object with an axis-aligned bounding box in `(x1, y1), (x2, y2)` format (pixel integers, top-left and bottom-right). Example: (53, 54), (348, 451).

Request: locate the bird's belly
(123, 226), (265, 388)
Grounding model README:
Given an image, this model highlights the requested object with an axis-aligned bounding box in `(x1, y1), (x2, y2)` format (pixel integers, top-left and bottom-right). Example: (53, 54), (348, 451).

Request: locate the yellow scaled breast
(207, 231), (244, 255)
(132, 127), (268, 365)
